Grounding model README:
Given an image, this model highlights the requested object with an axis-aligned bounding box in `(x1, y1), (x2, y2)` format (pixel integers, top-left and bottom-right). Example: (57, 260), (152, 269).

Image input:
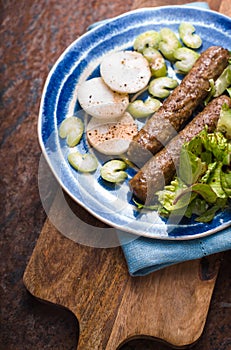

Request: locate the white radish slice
(77, 77), (129, 119)
(100, 50), (151, 93)
(86, 112), (138, 155)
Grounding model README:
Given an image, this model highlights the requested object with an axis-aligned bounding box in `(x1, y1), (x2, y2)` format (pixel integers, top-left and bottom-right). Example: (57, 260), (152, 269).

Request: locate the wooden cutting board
(23, 189), (221, 349)
(23, 1), (230, 349)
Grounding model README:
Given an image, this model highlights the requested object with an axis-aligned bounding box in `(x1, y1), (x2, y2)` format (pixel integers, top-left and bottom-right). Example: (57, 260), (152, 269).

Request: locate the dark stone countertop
(1, 0), (230, 349)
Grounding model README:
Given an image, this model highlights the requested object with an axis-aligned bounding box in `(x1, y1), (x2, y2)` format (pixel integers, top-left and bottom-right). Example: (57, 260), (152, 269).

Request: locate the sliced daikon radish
(86, 112), (138, 155)
(100, 51), (151, 93)
(77, 77), (129, 119)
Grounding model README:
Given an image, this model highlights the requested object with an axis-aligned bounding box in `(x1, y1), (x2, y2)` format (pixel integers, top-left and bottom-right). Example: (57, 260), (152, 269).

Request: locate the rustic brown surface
(1, 0), (231, 350)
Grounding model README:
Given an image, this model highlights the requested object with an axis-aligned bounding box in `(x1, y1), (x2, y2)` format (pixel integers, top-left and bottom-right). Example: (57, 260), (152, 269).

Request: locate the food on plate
(57, 19), (231, 225)
(178, 22), (202, 49)
(217, 102), (231, 139)
(129, 95), (231, 204)
(142, 47), (167, 77)
(86, 112), (138, 155)
(68, 151), (98, 172)
(127, 46), (230, 167)
(214, 65), (231, 98)
(156, 105), (231, 222)
(59, 116), (84, 147)
(127, 97), (161, 118)
(100, 51), (151, 93)
(100, 159), (127, 183)
(173, 47), (200, 74)
(148, 77), (178, 98)
(77, 77), (129, 119)
(158, 28), (182, 61)
(133, 30), (161, 53)
(204, 66), (231, 105)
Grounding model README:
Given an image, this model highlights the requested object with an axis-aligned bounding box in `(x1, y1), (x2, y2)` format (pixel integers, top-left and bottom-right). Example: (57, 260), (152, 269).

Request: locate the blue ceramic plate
(38, 6), (231, 240)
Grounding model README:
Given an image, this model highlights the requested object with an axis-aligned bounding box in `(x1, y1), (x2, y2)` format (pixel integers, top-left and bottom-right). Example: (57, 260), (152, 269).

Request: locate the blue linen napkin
(120, 227), (231, 276)
(88, 2), (231, 276)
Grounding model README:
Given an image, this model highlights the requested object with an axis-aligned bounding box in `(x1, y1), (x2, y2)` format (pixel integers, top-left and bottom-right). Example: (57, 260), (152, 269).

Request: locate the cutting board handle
(23, 216), (221, 350)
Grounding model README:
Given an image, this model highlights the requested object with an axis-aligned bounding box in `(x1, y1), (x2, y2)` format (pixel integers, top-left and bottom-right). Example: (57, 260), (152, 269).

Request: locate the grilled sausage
(129, 95), (231, 204)
(127, 46), (230, 167)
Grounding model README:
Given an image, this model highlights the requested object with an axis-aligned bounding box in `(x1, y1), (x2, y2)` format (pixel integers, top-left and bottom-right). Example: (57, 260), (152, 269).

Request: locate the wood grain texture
(23, 192), (221, 350)
(106, 258), (220, 349)
(24, 217), (129, 350)
(23, 0), (229, 349)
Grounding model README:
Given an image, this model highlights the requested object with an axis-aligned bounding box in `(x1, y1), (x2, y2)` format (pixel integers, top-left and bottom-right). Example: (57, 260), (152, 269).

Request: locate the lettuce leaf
(200, 128), (230, 164)
(184, 197), (208, 218)
(220, 167), (231, 197)
(214, 65), (231, 97)
(195, 198), (228, 223)
(217, 103), (231, 140)
(207, 162), (227, 198)
(179, 147), (206, 185)
(155, 104), (231, 222)
(156, 178), (191, 212)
